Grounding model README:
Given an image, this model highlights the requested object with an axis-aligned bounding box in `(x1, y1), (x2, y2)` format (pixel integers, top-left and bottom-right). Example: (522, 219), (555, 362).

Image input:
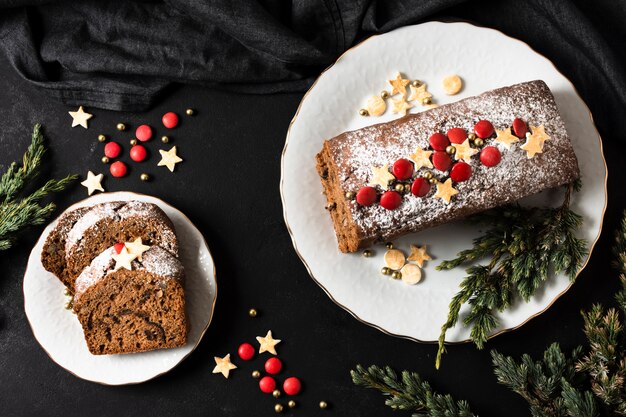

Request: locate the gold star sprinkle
(212, 354), (237, 378)
(124, 237), (150, 261)
(256, 330), (281, 355)
(434, 178), (458, 204)
(407, 245), (432, 267)
(68, 106), (93, 129)
(409, 147), (433, 170)
(369, 165), (396, 189)
(391, 97), (412, 116)
(407, 84), (432, 103)
(494, 128), (520, 150)
(111, 246), (138, 271)
(453, 139), (478, 161)
(388, 73), (410, 96)
(520, 125), (550, 158)
(80, 171), (104, 195)
(158, 146), (183, 172)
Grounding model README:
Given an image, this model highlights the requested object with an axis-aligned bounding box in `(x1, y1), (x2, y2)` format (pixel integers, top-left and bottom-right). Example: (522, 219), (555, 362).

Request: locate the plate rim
(23, 191), (218, 385)
(279, 20), (608, 345)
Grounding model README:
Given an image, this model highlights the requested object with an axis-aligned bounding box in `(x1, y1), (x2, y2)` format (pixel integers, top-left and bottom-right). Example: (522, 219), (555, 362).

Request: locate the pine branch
(435, 185), (587, 368)
(350, 364), (477, 417)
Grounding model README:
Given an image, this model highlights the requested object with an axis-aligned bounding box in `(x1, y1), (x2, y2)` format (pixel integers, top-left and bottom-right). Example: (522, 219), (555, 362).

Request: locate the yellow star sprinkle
(434, 178), (458, 204)
(409, 147), (433, 170)
(388, 73), (410, 96)
(369, 165), (396, 189)
(391, 97), (412, 116)
(407, 245), (432, 267)
(520, 125), (550, 158)
(158, 146), (183, 172)
(494, 128), (520, 150)
(212, 354), (237, 378)
(407, 84), (432, 103)
(68, 106), (93, 129)
(453, 139), (478, 161)
(256, 330), (281, 355)
(80, 171), (104, 195)
(111, 246), (138, 271)
(124, 237), (150, 261)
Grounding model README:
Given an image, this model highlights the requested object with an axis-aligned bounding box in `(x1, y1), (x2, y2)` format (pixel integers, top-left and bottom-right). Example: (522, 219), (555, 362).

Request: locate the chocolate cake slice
(73, 245), (187, 355)
(64, 201), (178, 292)
(316, 80), (580, 253)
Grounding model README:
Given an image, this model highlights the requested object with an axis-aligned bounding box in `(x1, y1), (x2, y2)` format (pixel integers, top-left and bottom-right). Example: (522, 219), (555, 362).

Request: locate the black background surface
(0, 45), (622, 416)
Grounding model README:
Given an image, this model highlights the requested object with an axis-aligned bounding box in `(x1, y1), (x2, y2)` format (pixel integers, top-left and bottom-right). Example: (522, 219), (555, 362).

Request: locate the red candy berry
(480, 146), (501, 167)
(135, 124), (153, 142)
(237, 343), (255, 361)
(264, 357), (282, 375)
(429, 133), (450, 151)
(162, 112), (179, 129)
(114, 242), (125, 254)
(432, 151), (452, 171)
(450, 162), (472, 182)
(474, 120), (494, 138)
(392, 158), (414, 180)
(380, 191), (402, 210)
(447, 127), (467, 144)
(259, 376), (277, 394)
(411, 177), (431, 197)
(356, 186), (377, 206)
(283, 377), (302, 396)
(110, 161), (127, 177)
(130, 145), (147, 162)
(104, 142), (121, 158)
(512, 118), (528, 138)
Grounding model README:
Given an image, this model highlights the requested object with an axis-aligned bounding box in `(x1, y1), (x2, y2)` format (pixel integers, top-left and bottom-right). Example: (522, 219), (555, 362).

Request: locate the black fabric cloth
(0, 0), (624, 133)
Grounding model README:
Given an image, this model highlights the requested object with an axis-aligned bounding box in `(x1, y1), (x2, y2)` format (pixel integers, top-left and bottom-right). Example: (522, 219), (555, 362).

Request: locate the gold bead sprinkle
(411, 80), (422, 87)
(422, 97), (432, 105)
(97, 134), (106, 142)
(446, 145), (456, 155)
(186, 108), (195, 116)
(252, 370), (261, 378)
(468, 132), (476, 140)
(345, 191), (356, 200)
(249, 308), (258, 318)
(130, 139), (138, 146)
(358, 108), (369, 117)
(161, 135), (170, 144)
(288, 400), (297, 409)
(381, 267), (391, 276)
(392, 271), (402, 280)
(362, 249), (373, 258)
(140, 173), (150, 182)
(273, 390), (281, 398)
(474, 138), (484, 147)
(101, 156), (110, 164)
(274, 404), (284, 413)
(380, 90), (390, 99)
(423, 171), (433, 179)
(404, 183), (412, 193)
(394, 183), (404, 192)
(116, 123), (126, 131)
(319, 401), (328, 410)
(385, 242), (394, 249)
(429, 177), (437, 184)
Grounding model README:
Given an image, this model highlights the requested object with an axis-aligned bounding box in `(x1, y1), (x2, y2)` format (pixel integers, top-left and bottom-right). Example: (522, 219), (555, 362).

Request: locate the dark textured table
(0, 52), (621, 417)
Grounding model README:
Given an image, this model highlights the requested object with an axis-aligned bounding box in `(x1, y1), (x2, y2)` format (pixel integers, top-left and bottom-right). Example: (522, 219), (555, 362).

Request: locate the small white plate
(24, 192), (217, 385)
(281, 22), (607, 343)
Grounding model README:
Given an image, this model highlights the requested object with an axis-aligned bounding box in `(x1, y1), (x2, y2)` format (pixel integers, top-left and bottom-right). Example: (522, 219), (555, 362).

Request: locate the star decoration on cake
(80, 171), (104, 195)
(212, 354), (237, 378)
(434, 178), (458, 204)
(453, 139), (479, 161)
(68, 106), (93, 129)
(158, 146), (183, 172)
(369, 165), (396, 188)
(409, 147), (433, 170)
(388, 73), (410, 96)
(125, 237), (150, 261)
(520, 125), (550, 158)
(494, 128), (520, 149)
(391, 97), (412, 116)
(256, 330), (281, 355)
(111, 246), (138, 271)
(407, 245), (432, 267)
(407, 84), (432, 103)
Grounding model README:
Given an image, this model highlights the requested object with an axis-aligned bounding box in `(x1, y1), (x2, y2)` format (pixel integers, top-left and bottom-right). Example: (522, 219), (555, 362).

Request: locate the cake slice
(316, 80), (580, 252)
(64, 201), (178, 292)
(73, 245), (187, 355)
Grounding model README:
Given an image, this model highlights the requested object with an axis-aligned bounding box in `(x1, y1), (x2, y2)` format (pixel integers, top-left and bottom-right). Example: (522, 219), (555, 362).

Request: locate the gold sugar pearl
(392, 271), (402, 280)
(249, 308), (258, 318)
(362, 249), (373, 257)
(186, 108), (195, 116)
(380, 90), (390, 99)
(446, 145), (456, 155)
(474, 138), (484, 147)
(274, 404), (284, 413)
(411, 80), (422, 87)
(358, 108), (369, 116)
(429, 177), (437, 184)
(381, 267), (391, 276)
(345, 191), (356, 200)
(288, 400), (297, 409)
(101, 156), (110, 164)
(319, 401), (328, 410)
(423, 171), (433, 179)
(272, 390), (281, 398)
(394, 183), (404, 193)
(140, 173), (150, 182)
(97, 134), (107, 142)
(468, 132), (476, 140)
(404, 183), (412, 193)
(252, 370), (261, 378)
(422, 97), (432, 105)
(130, 139), (138, 146)
(116, 123), (126, 131)
(385, 242), (394, 249)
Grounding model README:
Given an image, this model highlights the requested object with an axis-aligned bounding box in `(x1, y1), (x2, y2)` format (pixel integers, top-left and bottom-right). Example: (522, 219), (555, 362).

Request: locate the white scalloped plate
(281, 22), (607, 343)
(24, 192), (217, 385)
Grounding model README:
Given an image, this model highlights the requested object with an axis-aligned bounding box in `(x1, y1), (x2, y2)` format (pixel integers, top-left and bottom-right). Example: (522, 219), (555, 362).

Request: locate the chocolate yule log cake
(316, 80), (580, 253)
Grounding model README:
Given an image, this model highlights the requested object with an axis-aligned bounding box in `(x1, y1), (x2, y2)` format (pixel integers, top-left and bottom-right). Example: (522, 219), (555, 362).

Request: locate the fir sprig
(435, 184), (587, 368)
(0, 124), (77, 250)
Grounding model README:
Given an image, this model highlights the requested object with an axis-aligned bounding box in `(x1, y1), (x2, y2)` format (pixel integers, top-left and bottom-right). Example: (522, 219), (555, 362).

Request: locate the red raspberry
(283, 377), (302, 396)
(259, 376), (276, 394)
(113, 242), (125, 254)
(480, 146), (501, 167)
(162, 112), (179, 129)
(450, 162), (472, 182)
(411, 177), (431, 197)
(104, 142), (121, 158)
(474, 120), (494, 138)
(264, 357), (282, 374)
(129, 145), (147, 162)
(447, 128), (467, 144)
(429, 133), (450, 151)
(380, 191), (402, 210)
(356, 186), (377, 206)
(512, 118), (528, 138)
(135, 124), (153, 142)
(110, 161), (127, 177)
(432, 151), (451, 171)
(237, 343), (255, 361)
(392, 158), (414, 180)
